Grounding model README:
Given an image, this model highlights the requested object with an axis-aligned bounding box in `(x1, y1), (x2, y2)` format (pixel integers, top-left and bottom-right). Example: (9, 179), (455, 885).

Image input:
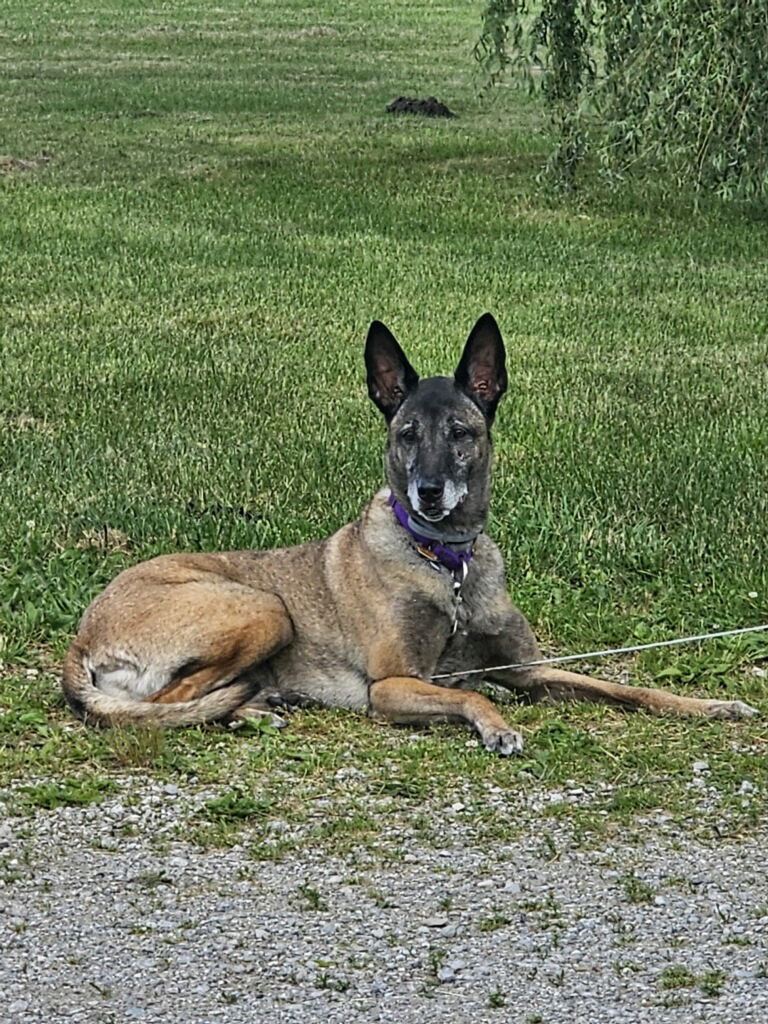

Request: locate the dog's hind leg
(143, 590), (293, 705)
(66, 579), (295, 727)
(368, 676), (524, 755)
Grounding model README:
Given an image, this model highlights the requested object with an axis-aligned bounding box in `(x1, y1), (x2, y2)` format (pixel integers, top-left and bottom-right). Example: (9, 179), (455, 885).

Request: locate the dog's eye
(399, 426), (417, 444)
(451, 426), (469, 441)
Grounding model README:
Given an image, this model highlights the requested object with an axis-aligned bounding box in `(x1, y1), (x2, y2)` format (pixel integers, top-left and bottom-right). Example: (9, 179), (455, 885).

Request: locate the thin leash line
(430, 623), (768, 681)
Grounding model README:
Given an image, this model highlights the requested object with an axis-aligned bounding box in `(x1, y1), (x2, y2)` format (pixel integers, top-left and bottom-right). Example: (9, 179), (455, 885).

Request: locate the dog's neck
(387, 493), (478, 573)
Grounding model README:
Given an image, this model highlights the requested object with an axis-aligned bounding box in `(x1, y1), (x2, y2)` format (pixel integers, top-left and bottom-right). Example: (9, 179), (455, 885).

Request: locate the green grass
(0, 0), (767, 841)
(659, 964), (727, 998)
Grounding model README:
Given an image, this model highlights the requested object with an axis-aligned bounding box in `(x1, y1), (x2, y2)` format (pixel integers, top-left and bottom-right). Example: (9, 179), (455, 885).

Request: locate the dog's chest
(434, 555), (506, 640)
(391, 562), (488, 667)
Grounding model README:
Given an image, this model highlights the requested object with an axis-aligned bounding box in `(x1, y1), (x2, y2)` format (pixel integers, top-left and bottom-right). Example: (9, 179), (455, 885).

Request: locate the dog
(61, 314), (757, 753)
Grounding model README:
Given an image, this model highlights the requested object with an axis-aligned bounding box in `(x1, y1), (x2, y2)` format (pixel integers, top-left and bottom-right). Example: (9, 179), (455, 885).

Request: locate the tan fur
(61, 487), (757, 749)
(369, 676), (524, 755)
(62, 317), (757, 751)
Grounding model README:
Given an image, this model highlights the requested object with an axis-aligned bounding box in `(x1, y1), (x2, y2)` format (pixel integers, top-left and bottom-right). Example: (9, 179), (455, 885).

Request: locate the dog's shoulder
(471, 529), (505, 573)
(357, 487), (404, 554)
(336, 489), (449, 604)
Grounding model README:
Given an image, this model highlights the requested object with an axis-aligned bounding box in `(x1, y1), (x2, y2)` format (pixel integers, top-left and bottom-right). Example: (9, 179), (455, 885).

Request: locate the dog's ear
(454, 313), (507, 423)
(365, 321), (419, 421)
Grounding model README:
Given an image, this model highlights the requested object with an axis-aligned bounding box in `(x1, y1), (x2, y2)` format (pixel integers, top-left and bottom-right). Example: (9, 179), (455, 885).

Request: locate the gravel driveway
(1, 778), (766, 1024)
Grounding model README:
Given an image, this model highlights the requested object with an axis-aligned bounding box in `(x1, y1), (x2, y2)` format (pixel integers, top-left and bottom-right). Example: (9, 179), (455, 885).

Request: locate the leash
(430, 623), (768, 680)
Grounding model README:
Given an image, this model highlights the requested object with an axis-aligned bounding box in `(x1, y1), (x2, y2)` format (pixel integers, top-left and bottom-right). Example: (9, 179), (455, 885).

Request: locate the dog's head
(365, 313), (507, 533)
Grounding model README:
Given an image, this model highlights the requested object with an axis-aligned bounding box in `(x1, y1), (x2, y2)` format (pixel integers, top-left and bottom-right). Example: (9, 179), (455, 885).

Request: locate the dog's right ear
(365, 321), (419, 421)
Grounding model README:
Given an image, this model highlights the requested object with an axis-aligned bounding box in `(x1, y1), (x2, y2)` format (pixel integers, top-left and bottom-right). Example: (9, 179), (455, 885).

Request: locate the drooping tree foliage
(476, 1), (768, 198)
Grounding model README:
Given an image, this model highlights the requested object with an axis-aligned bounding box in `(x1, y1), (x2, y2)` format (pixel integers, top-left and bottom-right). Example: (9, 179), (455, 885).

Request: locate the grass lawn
(1, 0), (766, 846)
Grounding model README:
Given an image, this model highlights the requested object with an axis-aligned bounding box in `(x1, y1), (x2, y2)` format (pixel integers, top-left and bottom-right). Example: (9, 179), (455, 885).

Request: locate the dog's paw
(705, 699), (759, 721)
(482, 727), (524, 756)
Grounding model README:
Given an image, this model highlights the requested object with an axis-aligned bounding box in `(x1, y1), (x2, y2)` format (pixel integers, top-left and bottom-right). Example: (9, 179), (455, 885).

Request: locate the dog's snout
(417, 481), (444, 504)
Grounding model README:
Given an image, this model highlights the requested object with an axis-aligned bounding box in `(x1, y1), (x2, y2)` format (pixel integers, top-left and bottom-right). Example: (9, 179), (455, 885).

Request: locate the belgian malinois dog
(62, 314), (757, 753)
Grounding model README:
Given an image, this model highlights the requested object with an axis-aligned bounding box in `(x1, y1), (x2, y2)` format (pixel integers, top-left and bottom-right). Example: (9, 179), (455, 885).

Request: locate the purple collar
(387, 493), (476, 573)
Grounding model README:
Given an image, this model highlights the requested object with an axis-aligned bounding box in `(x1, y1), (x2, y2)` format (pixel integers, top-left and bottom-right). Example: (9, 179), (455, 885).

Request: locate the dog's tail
(61, 644), (251, 728)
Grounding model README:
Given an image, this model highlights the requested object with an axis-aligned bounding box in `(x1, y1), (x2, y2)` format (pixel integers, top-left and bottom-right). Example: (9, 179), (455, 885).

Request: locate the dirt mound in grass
(386, 96), (455, 118)
(0, 150), (52, 174)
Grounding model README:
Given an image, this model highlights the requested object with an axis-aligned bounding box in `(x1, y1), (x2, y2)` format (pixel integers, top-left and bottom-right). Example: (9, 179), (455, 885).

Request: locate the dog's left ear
(365, 321), (420, 421)
(454, 313), (507, 423)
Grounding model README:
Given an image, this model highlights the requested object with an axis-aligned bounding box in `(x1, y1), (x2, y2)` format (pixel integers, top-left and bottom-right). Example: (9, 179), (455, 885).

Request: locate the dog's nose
(417, 481), (444, 504)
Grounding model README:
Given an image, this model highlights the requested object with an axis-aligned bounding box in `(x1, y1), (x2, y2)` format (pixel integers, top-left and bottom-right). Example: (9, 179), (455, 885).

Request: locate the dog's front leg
(368, 676), (524, 755)
(511, 666), (758, 720)
(482, 638), (758, 719)
(460, 610), (758, 720)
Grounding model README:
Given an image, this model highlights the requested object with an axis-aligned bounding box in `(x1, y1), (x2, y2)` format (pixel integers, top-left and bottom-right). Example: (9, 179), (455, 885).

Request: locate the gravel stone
(0, 778), (767, 1023)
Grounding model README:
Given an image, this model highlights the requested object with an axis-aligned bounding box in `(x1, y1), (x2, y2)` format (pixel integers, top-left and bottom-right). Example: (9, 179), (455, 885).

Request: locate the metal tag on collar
(416, 544), (443, 572)
(453, 560), (469, 589)
(450, 561), (468, 634)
